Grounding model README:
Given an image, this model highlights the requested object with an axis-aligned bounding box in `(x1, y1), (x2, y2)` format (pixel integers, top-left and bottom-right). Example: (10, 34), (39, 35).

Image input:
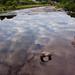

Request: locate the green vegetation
(0, 0), (50, 13)
(56, 0), (75, 12)
(36, 0), (75, 12)
(16, 4), (49, 9)
(0, 0), (75, 13)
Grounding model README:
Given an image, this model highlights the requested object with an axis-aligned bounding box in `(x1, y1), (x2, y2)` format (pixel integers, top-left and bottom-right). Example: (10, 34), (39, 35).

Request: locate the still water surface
(0, 7), (75, 75)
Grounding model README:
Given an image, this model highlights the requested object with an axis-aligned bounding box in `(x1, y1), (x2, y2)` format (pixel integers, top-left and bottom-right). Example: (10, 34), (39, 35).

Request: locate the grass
(16, 4), (49, 9)
(0, 4), (49, 13)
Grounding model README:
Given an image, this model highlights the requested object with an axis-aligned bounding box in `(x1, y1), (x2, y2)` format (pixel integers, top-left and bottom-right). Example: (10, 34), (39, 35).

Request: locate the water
(0, 7), (75, 75)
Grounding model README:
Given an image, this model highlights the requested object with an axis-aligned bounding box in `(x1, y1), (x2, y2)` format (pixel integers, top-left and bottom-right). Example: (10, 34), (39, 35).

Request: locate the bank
(0, 4), (50, 13)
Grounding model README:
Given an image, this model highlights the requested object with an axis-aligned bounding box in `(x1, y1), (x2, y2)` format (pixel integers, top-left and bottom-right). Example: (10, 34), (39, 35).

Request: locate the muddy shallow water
(0, 7), (75, 75)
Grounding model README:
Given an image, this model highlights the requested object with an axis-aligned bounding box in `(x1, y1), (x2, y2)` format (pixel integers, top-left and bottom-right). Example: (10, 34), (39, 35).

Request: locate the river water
(0, 7), (75, 75)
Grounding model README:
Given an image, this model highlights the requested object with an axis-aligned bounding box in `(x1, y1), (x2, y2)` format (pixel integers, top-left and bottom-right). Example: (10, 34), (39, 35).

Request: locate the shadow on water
(0, 12), (16, 20)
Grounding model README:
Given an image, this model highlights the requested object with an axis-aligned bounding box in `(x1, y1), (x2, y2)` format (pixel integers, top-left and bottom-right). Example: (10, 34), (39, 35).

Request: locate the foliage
(56, 0), (75, 12)
(0, 0), (75, 12)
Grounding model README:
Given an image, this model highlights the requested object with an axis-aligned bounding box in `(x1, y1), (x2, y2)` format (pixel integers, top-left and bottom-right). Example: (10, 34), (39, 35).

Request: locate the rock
(67, 11), (75, 17)
(0, 12), (16, 20)
(40, 52), (52, 62)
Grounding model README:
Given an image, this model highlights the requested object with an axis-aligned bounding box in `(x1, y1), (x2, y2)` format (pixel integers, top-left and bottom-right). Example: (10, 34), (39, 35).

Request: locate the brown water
(0, 7), (75, 75)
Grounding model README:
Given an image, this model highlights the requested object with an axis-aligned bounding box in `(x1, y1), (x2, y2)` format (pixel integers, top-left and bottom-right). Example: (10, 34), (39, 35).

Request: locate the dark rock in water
(7, 15), (16, 19)
(0, 16), (5, 20)
(40, 52), (52, 62)
(67, 11), (75, 17)
(0, 12), (16, 20)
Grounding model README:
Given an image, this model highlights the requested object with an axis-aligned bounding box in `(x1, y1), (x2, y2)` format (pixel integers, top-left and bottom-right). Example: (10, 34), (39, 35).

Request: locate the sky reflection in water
(0, 8), (75, 75)
(0, 11), (75, 51)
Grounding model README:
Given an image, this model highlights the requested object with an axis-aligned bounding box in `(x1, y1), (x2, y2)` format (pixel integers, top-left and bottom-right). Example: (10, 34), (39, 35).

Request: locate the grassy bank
(16, 4), (49, 10)
(0, 0), (50, 13)
(0, 4), (49, 13)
